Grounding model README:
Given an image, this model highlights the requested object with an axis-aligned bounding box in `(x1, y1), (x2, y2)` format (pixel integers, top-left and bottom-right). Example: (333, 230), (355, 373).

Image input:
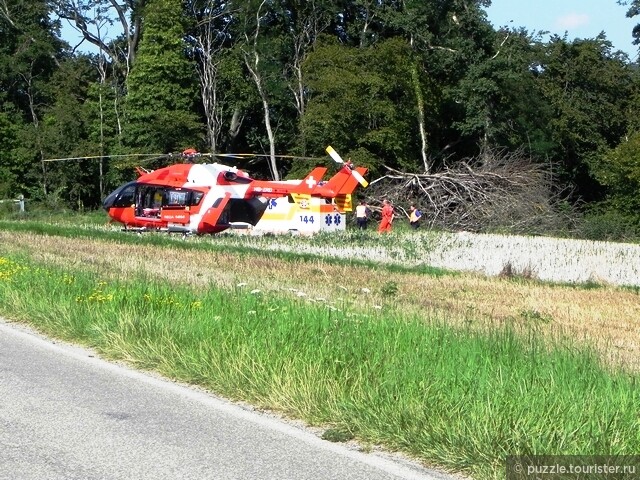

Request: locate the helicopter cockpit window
(112, 184), (136, 208)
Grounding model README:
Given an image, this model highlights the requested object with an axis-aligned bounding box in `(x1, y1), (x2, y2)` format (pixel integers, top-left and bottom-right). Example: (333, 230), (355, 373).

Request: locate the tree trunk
(243, 0), (279, 180)
(228, 107), (244, 151)
(246, 56), (279, 180)
(23, 73), (47, 196)
(411, 64), (430, 173)
(193, 1), (226, 154)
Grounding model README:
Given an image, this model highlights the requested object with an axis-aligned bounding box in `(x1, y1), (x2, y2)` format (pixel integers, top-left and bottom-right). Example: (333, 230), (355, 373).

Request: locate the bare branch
(242, 0), (279, 180)
(363, 148), (576, 234)
(491, 32), (510, 60)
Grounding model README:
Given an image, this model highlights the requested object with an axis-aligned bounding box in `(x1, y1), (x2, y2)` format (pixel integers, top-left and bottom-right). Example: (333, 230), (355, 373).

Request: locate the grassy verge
(1, 253), (638, 479)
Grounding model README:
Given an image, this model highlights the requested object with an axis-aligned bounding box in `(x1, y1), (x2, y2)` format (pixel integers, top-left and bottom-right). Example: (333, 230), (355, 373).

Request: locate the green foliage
(536, 36), (635, 202)
(577, 208), (640, 242)
(594, 132), (640, 215)
(321, 428), (355, 443)
(0, 0), (63, 111)
(0, 111), (20, 198)
(301, 37), (418, 175)
(620, 0), (640, 46)
(452, 30), (556, 158)
(39, 58), (104, 206)
(124, 0), (201, 152)
(380, 280), (398, 297)
(0, 0), (67, 198)
(519, 309), (553, 324)
(214, 47), (260, 152)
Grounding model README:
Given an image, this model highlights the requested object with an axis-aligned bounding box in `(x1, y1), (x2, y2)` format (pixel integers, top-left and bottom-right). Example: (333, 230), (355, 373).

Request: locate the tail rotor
(325, 146), (369, 188)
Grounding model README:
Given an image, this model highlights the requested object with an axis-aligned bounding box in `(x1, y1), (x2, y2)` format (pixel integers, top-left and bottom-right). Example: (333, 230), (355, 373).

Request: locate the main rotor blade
(213, 153), (326, 161)
(43, 153), (165, 162)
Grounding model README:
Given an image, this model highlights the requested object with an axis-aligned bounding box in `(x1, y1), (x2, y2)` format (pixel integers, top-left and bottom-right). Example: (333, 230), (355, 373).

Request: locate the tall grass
(0, 253), (638, 479)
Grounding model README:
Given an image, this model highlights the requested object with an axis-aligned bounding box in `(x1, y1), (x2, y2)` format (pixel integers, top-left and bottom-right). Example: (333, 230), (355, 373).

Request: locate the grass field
(0, 215), (638, 479)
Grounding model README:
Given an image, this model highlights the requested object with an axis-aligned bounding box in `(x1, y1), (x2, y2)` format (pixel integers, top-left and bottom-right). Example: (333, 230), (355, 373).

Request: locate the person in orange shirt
(378, 199), (395, 233)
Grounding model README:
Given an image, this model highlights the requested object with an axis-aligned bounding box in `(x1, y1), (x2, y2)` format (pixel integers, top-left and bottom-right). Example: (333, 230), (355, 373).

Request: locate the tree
(0, 112), (21, 198)
(124, 0), (201, 152)
(595, 132), (640, 214)
(619, 0), (640, 48)
(51, 0), (143, 71)
(379, 0), (501, 164)
(301, 37), (419, 176)
(536, 35), (634, 202)
(189, 0), (232, 154)
(238, 0), (289, 180)
(281, 0), (334, 121)
(0, 0), (65, 197)
(453, 29), (555, 159)
(40, 56), (104, 206)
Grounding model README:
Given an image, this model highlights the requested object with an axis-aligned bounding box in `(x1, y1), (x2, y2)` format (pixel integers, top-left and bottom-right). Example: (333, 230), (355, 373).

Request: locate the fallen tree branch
(363, 148), (576, 234)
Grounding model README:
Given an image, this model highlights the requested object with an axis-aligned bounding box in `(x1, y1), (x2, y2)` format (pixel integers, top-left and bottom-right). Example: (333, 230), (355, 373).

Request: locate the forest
(1, 0), (640, 239)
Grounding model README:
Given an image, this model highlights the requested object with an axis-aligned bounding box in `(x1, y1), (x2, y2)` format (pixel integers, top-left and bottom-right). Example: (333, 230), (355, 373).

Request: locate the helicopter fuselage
(102, 157), (367, 235)
(102, 163), (268, 234)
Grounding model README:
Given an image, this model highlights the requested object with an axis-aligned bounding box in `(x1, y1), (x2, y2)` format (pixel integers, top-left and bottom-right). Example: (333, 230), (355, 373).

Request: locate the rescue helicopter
(101, 146), (368, 235)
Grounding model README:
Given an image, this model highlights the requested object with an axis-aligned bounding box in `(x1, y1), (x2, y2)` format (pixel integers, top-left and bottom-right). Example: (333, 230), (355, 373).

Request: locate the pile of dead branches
(364, 148), (576, 234)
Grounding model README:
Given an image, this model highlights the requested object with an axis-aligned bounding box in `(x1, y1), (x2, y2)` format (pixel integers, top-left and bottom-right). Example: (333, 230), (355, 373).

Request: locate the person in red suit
(378, 199), (395, 233)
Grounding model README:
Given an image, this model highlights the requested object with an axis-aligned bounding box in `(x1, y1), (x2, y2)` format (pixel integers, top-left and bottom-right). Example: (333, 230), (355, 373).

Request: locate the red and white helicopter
(101, 146), (368, 234)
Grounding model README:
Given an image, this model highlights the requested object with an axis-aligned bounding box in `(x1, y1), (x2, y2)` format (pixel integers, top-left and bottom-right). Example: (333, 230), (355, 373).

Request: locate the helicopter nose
(102, 189), (121, 210)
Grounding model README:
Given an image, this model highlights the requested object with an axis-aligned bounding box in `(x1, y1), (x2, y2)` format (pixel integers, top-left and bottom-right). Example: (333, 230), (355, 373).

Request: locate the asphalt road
(0, 320), (454, 480)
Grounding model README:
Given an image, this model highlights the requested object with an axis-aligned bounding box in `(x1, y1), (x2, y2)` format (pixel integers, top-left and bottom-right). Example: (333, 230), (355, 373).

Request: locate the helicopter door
(135, 186), (164, 220)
